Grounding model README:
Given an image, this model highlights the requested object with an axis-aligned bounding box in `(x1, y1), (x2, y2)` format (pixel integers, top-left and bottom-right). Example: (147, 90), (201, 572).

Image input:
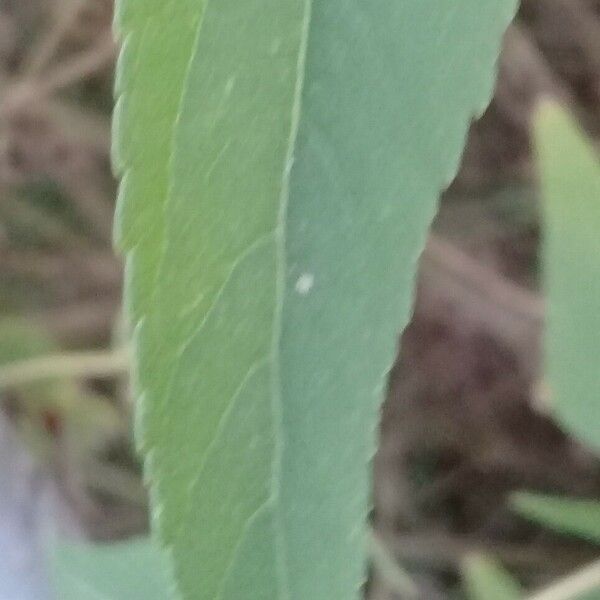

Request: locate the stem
(0, 348), (129, 388)
(369, 529), (419, 598)
(38, 33), (116, 95)
(21, 0), (87, 76)
(527, 559), (600, 600)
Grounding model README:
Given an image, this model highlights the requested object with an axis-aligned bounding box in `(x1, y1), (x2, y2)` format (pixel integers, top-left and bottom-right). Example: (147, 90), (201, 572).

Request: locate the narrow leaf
(50, 538), (173, 600)
(511, 491), (600, 545)
(463, 554), (523, 600)
(536, 104), (600, 450)
(114, 2), (517, 598)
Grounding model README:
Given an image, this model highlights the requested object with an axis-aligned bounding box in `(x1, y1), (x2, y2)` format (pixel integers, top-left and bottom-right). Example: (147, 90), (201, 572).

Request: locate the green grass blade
(463, 554), (523, 600)
(536, 104), (600, 451)
(511, 491), (600, 545)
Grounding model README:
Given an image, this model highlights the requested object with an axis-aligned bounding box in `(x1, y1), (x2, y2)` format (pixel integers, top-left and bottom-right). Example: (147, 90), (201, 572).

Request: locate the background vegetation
(0, 0), (599, 598)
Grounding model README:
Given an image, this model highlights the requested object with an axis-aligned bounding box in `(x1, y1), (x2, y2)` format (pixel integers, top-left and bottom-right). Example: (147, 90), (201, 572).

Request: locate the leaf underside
(114, 2), (517, 598)
(536, 104), (600, 452)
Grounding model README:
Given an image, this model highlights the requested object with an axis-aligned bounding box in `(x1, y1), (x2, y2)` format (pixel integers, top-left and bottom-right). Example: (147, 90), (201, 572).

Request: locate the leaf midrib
(269, 0), (313, 597)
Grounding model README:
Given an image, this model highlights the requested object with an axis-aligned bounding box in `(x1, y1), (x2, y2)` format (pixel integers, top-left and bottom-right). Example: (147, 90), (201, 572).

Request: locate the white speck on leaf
(295, 273), (314, 295)
(224, 76), (236, 96)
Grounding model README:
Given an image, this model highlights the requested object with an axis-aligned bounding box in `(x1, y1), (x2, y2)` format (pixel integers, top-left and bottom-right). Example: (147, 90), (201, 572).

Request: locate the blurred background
(0, 1), (599, 598)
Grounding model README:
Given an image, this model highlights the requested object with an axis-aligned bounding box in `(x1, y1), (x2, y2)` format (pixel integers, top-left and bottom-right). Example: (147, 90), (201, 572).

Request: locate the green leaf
(114, 2), (517, 598)
(463, 554), (523, 600)
(536, 104), (600, 451)
(113, 0), (203, 321)
(50, 538), (173, 600)
(511, 491), (600, 545)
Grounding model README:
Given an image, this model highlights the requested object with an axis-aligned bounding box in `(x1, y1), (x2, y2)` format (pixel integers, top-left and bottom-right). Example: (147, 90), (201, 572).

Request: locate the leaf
(114, 2), (517, 598)
(50, 538), (173, 600)
(511, 491), (600, 545)
(536, 104), (600, 451)
(112, 0), (203, 321)
(462, 554), (523, 600)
